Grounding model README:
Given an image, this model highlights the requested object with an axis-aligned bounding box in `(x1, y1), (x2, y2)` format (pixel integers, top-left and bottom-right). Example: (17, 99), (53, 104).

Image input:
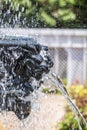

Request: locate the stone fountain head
(0, 36), (53, 120)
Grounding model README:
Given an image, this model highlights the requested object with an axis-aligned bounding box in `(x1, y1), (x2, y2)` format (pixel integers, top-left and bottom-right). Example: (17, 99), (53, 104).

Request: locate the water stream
(48, 71), (87, 130)
(0, 36), (86, 130)
(0, 1), (87, 129)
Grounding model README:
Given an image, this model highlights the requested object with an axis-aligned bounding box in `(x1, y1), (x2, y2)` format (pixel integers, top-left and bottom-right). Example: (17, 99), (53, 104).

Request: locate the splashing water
(0, 0), (86, 130)
(0, 0), (39, 28)
(0, 35), (87, 130)
(47, 71), (87, 130)
(0, 0), (24, 28)
(0, 36), (53, 123)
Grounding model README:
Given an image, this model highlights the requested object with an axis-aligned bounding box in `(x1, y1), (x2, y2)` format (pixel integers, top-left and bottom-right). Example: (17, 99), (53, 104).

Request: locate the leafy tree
(0, 0), (87, 28)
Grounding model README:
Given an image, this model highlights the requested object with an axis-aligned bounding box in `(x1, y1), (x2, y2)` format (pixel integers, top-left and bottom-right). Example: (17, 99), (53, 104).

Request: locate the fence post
(67, 36), (72, 86)
(83, 37), (87, 84)
(54, 48), (59, 75)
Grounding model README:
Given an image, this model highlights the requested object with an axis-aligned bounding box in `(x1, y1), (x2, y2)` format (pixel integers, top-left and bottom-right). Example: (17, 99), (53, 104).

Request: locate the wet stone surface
(0, 42), (53, 120)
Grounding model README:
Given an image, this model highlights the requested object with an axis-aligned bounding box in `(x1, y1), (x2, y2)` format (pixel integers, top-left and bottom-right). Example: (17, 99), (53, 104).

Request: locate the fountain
(0, 0), (87, 130)
(0, 36), (53, 120)
(0, 34), (86, 130)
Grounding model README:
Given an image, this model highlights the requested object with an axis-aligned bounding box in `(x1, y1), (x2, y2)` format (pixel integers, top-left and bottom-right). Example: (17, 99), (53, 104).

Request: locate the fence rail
(0, 28), (87, 86)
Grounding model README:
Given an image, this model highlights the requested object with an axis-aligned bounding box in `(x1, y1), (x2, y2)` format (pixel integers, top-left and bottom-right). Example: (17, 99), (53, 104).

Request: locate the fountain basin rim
(0, 36), (38, 47)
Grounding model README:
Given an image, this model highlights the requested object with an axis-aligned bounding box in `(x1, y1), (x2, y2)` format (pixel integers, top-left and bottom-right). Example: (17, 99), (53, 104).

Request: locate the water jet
(0, 0), (87, 129)
(0, 28), (86, 130)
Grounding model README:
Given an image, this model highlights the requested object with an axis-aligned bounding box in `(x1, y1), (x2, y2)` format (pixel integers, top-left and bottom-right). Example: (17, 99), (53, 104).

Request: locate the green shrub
(58, 112), (87, 130)
(42, 88), (61, 94)
(58, 84), (87, 130)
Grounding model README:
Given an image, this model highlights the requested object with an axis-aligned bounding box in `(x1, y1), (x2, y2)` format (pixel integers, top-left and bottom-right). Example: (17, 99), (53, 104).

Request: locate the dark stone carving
(0, 38), (53, 120)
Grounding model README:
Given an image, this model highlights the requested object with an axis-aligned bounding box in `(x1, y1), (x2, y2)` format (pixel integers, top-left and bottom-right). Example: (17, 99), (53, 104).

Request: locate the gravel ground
(0, 94), (67, 130)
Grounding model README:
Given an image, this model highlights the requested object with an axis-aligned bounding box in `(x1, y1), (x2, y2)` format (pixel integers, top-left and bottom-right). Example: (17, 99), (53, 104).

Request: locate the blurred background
(0, 0), (87, 86)
(0, 0), (87, 130)
(0, 0), (87, 28)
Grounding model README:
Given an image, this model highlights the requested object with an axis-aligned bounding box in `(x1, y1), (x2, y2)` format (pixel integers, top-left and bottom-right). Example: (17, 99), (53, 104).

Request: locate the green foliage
(68, 85), (87, 98)
(62, 78), (67, 86)
(59, 112), (87, 130)
(0, 0), (87, 28)
(42, 88), (61, 94)
(40, 11), (56, 26)
(58, 9), (76, 21)
(58, 85), (87, 130)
